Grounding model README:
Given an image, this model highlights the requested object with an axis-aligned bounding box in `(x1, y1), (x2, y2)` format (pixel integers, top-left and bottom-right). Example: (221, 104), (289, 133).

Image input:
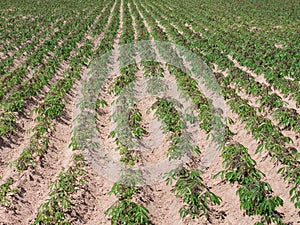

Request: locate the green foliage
(32, 154), (86, 225)
(106, 199), (150, 225)
(106, 179), (150, 225)
(215, 143), (284, 224)
(165, 167), (221, 219)
(129, 107), (148, 139)
(0, 178), (18, 207)
(110, 65), (137, 95)
(150, 97), (184, 134)
(0, 112), (16, 135)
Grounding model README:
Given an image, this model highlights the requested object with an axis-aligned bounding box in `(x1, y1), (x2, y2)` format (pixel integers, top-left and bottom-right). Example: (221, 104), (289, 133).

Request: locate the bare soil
(0, 0), (299, 224)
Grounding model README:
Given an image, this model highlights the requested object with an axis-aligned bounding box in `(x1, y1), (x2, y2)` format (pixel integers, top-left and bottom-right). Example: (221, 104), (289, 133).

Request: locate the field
(0, 0), (299, 224)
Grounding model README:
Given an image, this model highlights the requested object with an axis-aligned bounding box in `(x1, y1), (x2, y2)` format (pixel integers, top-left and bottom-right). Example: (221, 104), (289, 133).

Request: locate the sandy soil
(0, 0), (299, 224)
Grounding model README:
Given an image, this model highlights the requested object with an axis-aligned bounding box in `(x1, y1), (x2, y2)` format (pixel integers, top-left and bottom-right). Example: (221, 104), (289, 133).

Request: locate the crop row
(0, 9), (98, 137)
(131, 0), (226, 221)
(161, 0), (300, 106)
(107, 2), (152, 223)
(138, 0), (299, 210)
(31, 0), (121, 223)
(133, 0), (294, 223)
(0, 0), (114, 211)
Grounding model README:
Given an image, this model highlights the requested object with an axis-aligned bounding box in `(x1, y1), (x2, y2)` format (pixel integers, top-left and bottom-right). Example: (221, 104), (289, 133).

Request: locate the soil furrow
(0, 2), (118, 224)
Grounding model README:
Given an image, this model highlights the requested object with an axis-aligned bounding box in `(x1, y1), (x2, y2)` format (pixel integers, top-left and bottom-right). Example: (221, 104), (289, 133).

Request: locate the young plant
(165, 166), (221, 220)
(128, 107), (148, 139)
(0, 178), (18, 207)
(32, 154), (86, 225)
(106, 180), (151, 225)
